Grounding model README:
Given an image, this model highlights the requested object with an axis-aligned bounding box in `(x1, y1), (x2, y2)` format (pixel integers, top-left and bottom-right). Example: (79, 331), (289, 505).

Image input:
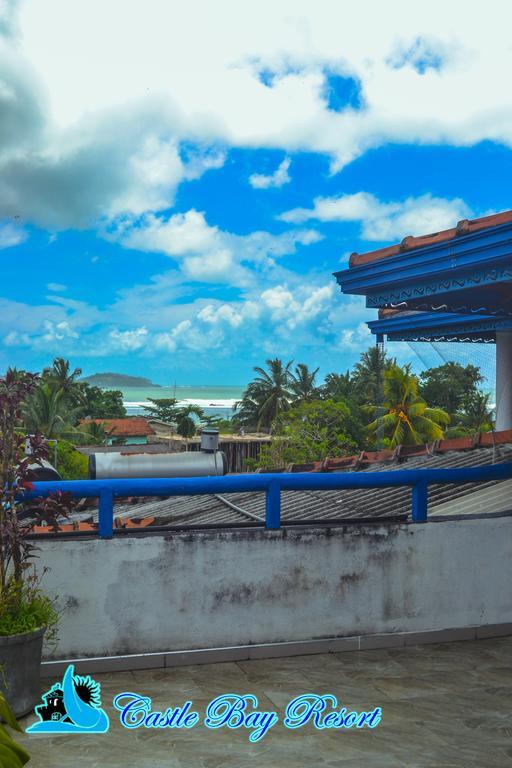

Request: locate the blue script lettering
(113, 694), (199, 730)
(204, 694), (278, 742)
(285, 695), (382, 730)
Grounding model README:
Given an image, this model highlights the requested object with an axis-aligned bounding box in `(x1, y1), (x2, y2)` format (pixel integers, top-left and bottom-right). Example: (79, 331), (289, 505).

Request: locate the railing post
(98, 489), (114, 538)
(412, 481), (428, 522)
(265, 480), (281, 529)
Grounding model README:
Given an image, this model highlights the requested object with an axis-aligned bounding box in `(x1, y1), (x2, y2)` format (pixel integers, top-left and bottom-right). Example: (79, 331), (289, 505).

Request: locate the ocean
(107, 385), (246, 419)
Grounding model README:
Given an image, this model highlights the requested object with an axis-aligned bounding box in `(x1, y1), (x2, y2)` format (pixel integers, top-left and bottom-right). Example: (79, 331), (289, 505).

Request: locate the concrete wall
(37, 515), (512, 660)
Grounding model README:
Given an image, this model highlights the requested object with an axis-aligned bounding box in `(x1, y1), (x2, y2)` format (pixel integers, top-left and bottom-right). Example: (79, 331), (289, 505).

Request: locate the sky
(1, 0), (511, 385)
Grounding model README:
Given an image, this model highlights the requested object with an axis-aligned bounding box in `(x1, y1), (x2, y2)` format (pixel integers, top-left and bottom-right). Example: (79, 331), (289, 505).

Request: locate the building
(334, 209), (512, 431)
(79, 417), (155, 445)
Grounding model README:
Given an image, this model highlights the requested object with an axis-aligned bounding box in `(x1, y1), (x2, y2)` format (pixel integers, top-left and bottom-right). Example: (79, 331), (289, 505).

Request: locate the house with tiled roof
(79, 417), (155, 445)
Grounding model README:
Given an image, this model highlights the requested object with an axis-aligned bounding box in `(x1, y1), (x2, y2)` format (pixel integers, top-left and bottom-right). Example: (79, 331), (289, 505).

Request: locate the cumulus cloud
(279, 192), (471, 241)
(41, 320), (78, 342)
(249, 157), (291, 189)
(0, 0), (508, 234)
(108, 327), (149, 352)
(114, 209), (322, 285)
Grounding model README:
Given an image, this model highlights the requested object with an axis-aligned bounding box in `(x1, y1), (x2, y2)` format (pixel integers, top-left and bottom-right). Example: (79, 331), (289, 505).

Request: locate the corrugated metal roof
(102, 442), (512, 528)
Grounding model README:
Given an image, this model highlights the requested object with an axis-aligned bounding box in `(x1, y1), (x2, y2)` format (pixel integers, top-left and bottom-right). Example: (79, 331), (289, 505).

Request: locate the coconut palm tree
(290, 363), (320, 404)
(367, 365), (449, 448)
(462, 392), (495, 431)
(237, 359), (293, 431)
(23, 383), (77, 438)
(78, 420), (116, 445)
(175, 405), (205, 438)
(43, 358), (82, 395)
(320, 371), (353, 401)
(352, 346), (395, 405)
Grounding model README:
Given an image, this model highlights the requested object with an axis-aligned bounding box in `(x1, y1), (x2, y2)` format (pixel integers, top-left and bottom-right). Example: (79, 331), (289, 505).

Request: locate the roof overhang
(334, 220), (512, 316)
(368, 311), (512, 343)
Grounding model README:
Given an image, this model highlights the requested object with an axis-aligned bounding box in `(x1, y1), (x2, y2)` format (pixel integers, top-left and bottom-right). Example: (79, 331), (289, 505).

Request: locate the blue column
(265, 480), (281, 529)
(98, 489), (114, 538)
(412, 482), (428, 522)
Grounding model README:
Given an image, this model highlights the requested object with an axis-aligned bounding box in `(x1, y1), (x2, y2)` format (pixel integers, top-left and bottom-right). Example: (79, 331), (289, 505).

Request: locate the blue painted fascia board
(334, 221), (512, 295)
(366, 310), (512, 342)
(368, 311), (496, 333)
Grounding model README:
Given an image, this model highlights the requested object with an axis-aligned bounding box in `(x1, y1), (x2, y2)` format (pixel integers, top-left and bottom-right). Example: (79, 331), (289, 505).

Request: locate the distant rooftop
(79, 417), (155, 437)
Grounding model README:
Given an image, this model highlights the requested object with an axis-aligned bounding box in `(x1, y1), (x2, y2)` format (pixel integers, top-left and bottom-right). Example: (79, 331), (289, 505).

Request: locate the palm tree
(78, 420), (116, 445)
(290, 363), (320, 404)
(352, 346), (395, 405)
(463, 392), (495, 431)
(320, 371), (353, 401)
(23, 383), (77, 438)
(176, 405), (204, 438)
(238, 359), (293, 431)
(367, 365), (449, 448)
(43, 358), (82, 394)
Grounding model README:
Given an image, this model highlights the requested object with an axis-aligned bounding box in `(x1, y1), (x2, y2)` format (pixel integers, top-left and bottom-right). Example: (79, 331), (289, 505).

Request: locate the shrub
(55, 440), (89, 480)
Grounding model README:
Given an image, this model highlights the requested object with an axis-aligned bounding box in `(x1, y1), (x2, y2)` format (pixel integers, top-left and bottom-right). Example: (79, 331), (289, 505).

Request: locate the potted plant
(0, 370), (74, 717)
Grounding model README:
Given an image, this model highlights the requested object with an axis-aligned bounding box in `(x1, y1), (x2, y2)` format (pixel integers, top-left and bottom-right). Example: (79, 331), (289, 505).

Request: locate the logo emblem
(26, 664), (109, 734)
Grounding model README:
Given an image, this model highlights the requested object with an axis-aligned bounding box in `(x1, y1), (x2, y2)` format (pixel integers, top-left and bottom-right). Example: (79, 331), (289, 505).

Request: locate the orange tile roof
(79, 417), (155, 437)
(256, 429), (512, 473)
(349, 209), (512, 267)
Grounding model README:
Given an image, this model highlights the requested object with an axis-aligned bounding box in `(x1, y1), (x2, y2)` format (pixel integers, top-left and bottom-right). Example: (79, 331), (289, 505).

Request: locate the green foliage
(54, 440), (88, 480)
(459, 391), (495, 432)
(76, 385), (126, 419)
(0, 578), (58, 644)
(253, 399), (362, 469)
(0, 692), (30, 767)
(289, 363), (320, 404)
(142, 398), (179, 424)
(352, 346), (396, 405)
(203, 417), (236, 433)
(235, 358), (294, 430)
(142, 398), (205, 437)
(176, 405), (204, 438)
(319, 371), (353, 401)
(419, 362), (483, 415)
(42, 357), (82, 393)
(22, 383), (78, 438)
(367, 365), (450, 447)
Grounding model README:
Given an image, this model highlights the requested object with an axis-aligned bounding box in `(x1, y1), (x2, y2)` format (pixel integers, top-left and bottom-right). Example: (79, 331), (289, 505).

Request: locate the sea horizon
(101, 384), (246, 418)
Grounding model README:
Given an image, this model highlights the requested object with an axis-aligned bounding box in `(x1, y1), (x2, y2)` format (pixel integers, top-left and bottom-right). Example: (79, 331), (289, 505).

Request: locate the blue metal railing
(23, 463), (512, 538)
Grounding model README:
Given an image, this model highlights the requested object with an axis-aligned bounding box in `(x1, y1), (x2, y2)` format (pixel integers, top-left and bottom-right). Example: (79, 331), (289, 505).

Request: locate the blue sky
(1, 0), (510, 384)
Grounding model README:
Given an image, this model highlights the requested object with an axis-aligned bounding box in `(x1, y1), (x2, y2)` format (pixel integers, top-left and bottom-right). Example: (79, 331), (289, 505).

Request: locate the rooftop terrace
(20, 636), (512, 768)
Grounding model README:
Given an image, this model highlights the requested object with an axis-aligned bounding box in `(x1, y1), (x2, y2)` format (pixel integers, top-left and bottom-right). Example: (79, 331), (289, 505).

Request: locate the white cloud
(338, 322), (372, 351)
(0, 0), (507, 233)
(41, 320), (78, 342)
(249, 157), (291, 189)
(114, 209), (322, 285)
(280, 192), (471, 241)
(4, 330), (30, 347)
(0, 222), (27, 249)
(47, 282), (67, 292)
(108, 327), (148, 351)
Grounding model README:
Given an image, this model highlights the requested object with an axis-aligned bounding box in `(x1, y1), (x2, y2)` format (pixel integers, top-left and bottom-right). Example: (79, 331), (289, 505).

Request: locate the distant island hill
(81, 373), (162, 388)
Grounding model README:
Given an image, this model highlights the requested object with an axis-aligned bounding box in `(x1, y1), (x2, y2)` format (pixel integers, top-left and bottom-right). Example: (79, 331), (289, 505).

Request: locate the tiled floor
(19, 637), (512, 767)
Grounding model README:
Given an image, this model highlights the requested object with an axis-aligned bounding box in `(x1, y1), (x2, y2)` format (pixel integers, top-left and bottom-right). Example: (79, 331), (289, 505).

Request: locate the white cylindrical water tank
(89, 450), (227, 479)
